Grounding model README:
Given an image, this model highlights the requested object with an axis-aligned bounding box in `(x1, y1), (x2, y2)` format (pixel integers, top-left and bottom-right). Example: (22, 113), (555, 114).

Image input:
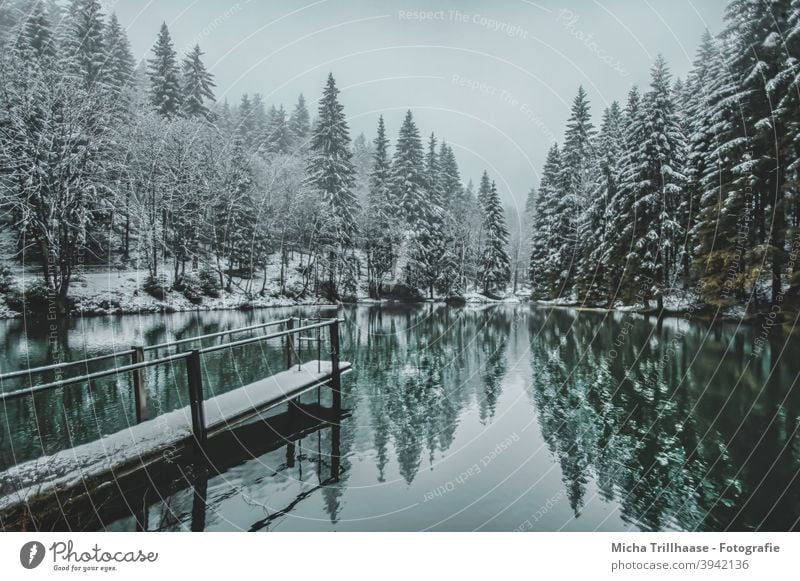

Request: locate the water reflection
(526, 308), (800, 531)
(0, 304), (798, 531)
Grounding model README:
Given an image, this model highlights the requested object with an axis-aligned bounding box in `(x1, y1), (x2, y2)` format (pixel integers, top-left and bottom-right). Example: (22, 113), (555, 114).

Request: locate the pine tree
(181, 44), (215, 119)
(407, 133), (450, 298)
(20, 2), (55, 60)
(606, 87), (648, 304)
(438, 141), (466, 294)
(577, 102), (624, 304)
(529, 144), (562, 298)
(250, 93), (268, 152)
(481, 179), (511, 295)
(364, 116), (399, 295)
(682, 31), (718, 289)
(265, 104), (290, 154)
(64, 0), (107, 88)
(289, 93), (310, 147)
(305, 73), (359, 296)
(148, 22), (182, 118)
(775, 0), (800, 295)
(629, 56), (687, 309)
(104, 13), (135, 94)
(555, 86), (596, 295)
(236, 94), (254, 149)
(390, 110), (427, 225)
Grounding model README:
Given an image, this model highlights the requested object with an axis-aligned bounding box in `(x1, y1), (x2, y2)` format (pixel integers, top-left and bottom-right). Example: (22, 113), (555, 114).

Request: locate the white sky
(108, 0), (726, 213)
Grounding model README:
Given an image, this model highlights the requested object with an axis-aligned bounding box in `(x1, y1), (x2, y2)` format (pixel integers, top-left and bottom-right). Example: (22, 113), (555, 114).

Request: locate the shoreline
(0, 284), (792, 325)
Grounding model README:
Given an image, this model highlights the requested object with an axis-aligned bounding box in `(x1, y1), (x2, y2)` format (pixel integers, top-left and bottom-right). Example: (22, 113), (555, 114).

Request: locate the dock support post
(328, 318), (341, 409)
(286, 318), (295, 369)
(190, 460), (208, 532)
(186, 349), (207, 449)
(131, 345), (147, 423)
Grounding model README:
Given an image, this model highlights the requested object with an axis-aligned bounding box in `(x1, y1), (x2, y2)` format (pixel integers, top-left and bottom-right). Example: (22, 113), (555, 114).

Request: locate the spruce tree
(481, 179), (511, 295)
(250, 93), (268, 152)
(438, 141), (465, 294)
(407, 133), (450, 298)
(148, 22), (182, 118)
(265, 104), (290, 154)
(236, 94), (254, 149)
(555, 86), (596, 295)
(289, 93), (311, 147)
(606, 87), (647, 304)
(181, 44), (215, 119)
(529, 144), (562, 298)
(364, 116), (398, 295)
(390, 110), (427, 225)
(630, 56), (687, 309)
(104, 13), (135, 99)
(682, 31), (717, 279)
(775, 0), (800, 295)
(64, 0), (107, 88)
(20, 2), (55, 60)
(305, 73), (359, 295)
(577, 102), (624, 304)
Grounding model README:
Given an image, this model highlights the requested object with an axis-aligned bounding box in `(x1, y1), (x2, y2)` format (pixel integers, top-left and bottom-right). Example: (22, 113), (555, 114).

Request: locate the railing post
(286, 318), (295, 369)
(131, 345), (147, 423)
(328, 318), (341, 409)
(186, 350), (207, 449)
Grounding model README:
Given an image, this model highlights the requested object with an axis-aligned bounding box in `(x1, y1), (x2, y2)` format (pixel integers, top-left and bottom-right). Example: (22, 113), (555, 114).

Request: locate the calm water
(1, 304), (799, 531)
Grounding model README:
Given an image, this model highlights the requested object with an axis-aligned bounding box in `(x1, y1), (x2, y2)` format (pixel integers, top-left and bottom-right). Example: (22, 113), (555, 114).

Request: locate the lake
(0, 304), (798, 531)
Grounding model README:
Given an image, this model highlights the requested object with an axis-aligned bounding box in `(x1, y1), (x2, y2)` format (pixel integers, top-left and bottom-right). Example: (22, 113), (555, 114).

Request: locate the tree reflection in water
(1, 304), (798, 531)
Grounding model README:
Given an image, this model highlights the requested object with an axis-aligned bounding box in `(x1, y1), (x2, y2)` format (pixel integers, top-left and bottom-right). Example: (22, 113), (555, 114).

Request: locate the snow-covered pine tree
(249, 93), (268, 152)
(437, 140), (465, 294)
(104, 13), (135, 108)
(475, 170), (493, 289)
(681, 31), (718, 291)
(555, 86), (596, 296)
(19, 1), (55, 59)
(605, 87), (647, 304)
(63, 0), (107, 88)
(775, 0), (800, 296)
(235, 94), (254, 149)
(364, 116), (399, 296)
(529, 144), (562, 298)
(148, 22), (182, 118)
(629, 55), (687, 310)
(438, 141), (461, 210)
(304, 73), (359, 297)
(390, 110), (427, 225)
(729, 0), (791, 305)
(692, 20), (761, 307)
(265, 104), (290, 154)
(576, 102), (623, 305)
(181, 44), (215, 119)
(289, 93), (311, 148)
(406, 133), (451, 298)
(458, 179), (482, 291)
(481, 179), (511, 295)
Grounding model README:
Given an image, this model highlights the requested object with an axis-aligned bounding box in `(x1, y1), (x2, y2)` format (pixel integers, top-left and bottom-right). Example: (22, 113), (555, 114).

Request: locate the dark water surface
(1, 304), (798, 531)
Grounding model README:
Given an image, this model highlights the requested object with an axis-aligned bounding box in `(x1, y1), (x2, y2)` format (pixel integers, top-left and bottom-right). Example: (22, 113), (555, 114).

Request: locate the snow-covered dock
(0, 360), (350, 512)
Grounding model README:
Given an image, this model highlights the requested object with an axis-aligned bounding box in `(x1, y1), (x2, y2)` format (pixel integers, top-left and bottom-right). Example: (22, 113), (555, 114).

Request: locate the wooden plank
(0, 361), (350, 513)
(205, 361), (351, 435)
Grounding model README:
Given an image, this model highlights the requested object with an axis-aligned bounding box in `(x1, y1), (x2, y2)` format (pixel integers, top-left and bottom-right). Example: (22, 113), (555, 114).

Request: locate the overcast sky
(109, 0), (726, 213)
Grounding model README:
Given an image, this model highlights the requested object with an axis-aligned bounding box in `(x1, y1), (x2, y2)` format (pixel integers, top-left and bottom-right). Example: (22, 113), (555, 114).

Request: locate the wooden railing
(0, 317), (344, 448)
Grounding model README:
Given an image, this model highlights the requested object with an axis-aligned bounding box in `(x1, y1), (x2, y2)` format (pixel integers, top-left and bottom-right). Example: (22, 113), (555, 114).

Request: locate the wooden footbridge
(0, 316), (350, 523)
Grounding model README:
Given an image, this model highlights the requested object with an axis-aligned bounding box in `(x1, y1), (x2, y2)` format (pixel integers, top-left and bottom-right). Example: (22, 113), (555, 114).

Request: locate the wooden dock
(0, 317), (349, 521)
